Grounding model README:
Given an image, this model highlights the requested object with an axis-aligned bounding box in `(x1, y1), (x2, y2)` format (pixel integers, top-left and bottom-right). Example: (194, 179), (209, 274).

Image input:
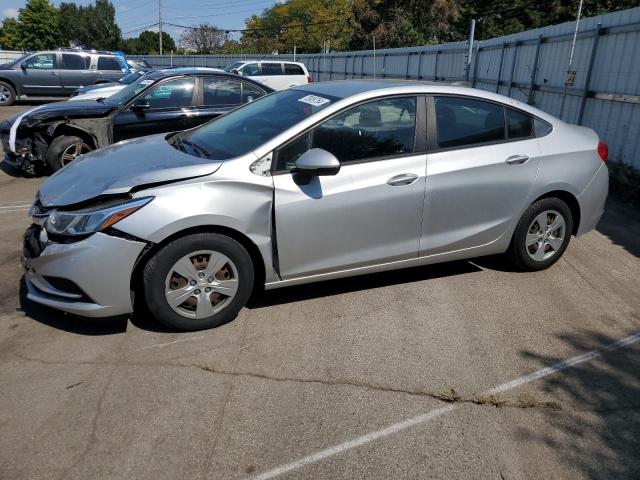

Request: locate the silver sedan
(22, 80), (609, 331)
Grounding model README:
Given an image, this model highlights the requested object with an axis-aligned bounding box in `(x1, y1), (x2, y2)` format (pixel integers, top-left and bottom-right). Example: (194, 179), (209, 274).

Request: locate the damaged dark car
(0, 68), (272, 174)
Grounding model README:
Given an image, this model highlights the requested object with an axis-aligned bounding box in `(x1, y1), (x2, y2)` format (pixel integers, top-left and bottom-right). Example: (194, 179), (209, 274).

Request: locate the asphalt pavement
(0, 102), (638, 480)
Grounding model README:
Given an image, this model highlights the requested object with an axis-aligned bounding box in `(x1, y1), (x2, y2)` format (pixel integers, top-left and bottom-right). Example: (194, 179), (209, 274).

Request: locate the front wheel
(45, 135), (92, 171)
(506, 197), (573, 271)
(143, 233), (254, 331)
(0, 81), (16, 106)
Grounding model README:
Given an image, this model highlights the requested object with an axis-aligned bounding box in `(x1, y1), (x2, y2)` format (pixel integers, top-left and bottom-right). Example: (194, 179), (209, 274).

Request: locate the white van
(223, 60), (311, 90)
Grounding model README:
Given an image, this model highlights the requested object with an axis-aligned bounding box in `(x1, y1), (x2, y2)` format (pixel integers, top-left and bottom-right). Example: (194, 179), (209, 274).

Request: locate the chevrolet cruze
(22, 80), (609, 331)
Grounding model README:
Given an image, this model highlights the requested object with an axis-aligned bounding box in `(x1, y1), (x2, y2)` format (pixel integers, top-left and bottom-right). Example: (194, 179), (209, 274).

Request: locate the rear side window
(201, 77), (242, 106)
(97, 56), (122, 71)
(62, 54), (89, 70)
(261, 63), (283, 75)
(506, 108), (533, 139)
(435, 96), (505, 148)
(241, 82), (265, 103)
(284, 64), (305, 75)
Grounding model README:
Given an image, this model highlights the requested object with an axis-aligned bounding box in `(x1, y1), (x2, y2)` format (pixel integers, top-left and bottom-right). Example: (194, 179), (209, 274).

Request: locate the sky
(0, 0), (279, 44)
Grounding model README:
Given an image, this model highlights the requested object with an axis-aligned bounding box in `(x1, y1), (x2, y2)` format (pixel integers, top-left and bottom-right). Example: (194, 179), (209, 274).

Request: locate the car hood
(37, 134), (224, 207)
(22, 100), (116, 127)
(76, 82), (121, 94)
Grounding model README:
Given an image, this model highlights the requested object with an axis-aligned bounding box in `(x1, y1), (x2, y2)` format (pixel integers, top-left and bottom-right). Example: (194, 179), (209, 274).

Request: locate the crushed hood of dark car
(37, 133), (224, 207)
(21, 100), (116, 127)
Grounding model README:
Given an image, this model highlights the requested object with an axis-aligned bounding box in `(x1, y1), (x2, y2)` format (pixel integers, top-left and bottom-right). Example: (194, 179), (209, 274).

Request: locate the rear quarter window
(284, 64), (305, 75)
(98, 56), (122, 71)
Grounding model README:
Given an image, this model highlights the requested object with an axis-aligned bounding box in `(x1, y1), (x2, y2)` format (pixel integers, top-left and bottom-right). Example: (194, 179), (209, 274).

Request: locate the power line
(122, 22), (159, 35)
(163, 18), (343, 33)
(164, 0), (272, 10)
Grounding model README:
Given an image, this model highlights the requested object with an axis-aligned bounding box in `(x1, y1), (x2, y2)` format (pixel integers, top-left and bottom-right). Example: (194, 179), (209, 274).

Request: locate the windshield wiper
(181, 138), (211, 157)
(95, 97), (106, 103)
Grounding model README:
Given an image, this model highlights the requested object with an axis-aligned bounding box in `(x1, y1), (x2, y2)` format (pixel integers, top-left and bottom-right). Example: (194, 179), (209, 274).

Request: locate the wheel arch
(532, 190), (581, 235)
(0, 76), (19, 96)
(51, 123), (99, 149)
(130, 224), (267, 300)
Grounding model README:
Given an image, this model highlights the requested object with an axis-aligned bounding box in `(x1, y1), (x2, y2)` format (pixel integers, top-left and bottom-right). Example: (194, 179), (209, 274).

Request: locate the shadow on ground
(596, 195), (640, 258)
(516, 329), (640, 479)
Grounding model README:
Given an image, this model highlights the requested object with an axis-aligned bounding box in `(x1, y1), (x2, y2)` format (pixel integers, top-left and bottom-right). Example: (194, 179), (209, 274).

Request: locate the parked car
(21, 81), (609, 331)
(69, 70), (147, 101)
(0, 49), (130, 105)
(224, 60), (311, 90)
(0, 68), (272, 173)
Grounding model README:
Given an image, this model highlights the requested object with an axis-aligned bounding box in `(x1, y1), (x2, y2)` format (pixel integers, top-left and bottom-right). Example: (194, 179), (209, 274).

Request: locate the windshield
(119, 71), (144, 85)
(223, 62), (244, 72)
(105, 76), (155, 106)
(172, 89), (339, 160)
(2, 53), (29, 66)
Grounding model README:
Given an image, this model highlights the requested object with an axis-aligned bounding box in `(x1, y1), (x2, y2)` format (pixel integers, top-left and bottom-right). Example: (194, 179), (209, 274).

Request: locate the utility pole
(158, 0), (163, 55)
(559, 0), (584, 118)
(464, 19), (475, 83)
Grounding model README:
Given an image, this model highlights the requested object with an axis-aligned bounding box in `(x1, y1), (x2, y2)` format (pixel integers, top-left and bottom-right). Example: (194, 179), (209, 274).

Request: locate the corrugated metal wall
(133, 7), (640, 168)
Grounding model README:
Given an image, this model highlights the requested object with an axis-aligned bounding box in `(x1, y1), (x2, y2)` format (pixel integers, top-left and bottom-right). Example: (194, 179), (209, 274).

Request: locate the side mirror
(231, 68), (239, 74)
(20, 62), (27, 70)
(293, 148), (341, 177)
(131, 100), (150, 112)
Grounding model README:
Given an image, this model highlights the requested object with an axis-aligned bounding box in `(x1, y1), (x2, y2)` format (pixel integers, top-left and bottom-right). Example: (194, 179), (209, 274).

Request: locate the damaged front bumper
(0, 129), (41, 174)
(21, 224), (147, 318)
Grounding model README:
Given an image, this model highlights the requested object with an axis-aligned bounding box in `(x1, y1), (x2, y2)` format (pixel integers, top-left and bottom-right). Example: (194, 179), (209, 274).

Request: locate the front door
(421, 95), (541, 255)
(273, 96), (426, 279)
(19, 53), (63, 95)
(113, 76), (197, 142)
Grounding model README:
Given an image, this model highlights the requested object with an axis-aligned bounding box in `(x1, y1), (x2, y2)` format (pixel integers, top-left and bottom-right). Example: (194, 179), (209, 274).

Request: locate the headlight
(45, 197), (153, 237)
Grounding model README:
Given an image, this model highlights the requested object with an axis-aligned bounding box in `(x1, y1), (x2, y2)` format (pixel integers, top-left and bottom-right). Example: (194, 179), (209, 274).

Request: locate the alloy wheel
(0, 85), (11, 104)
(525, 210), (566, 261)
(164, 250), (239, 319)
(60, 142), (90, 167)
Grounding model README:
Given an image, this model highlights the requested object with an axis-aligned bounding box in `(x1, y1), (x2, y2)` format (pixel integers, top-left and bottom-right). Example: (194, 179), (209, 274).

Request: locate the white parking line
(0, 208), (30, 214)
(142, 335), (206, 349)
(0, 204), (31, 209)
(250, 331), (640, 480)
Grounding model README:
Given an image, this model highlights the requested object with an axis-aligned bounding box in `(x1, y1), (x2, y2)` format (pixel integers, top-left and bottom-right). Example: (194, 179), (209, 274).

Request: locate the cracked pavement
(0, 103), (639, 479)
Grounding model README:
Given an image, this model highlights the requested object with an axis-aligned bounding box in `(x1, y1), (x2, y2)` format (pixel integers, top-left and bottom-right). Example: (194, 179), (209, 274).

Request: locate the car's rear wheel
(506, 197), (573, 271)
(0, 81), (16, 106)
(143, 233), (254, 331)
(45, 135), (92, 171)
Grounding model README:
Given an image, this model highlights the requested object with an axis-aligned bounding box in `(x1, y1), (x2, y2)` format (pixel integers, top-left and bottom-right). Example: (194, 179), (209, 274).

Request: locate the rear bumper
(21, 229), (146, 317)
(576, 162), (609, 236)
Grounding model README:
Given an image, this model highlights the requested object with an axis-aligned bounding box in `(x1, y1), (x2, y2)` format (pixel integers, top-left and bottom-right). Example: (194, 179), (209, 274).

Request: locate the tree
(17, 0), (61, 50)
(59, 0), (120, 49)
(0, 17), (21, 50)
(119, 31), (176, 55)
(179, 24), (227, 53)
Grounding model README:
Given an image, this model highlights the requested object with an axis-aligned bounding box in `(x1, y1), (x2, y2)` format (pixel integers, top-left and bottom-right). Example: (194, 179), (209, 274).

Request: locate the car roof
(144, 67), (232, 79)
(237, 60), (306, 66)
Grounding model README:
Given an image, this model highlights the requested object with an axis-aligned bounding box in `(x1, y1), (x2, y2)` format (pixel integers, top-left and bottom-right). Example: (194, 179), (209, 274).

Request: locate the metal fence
(136, 6), (639, 170)
(0, 50), (24, 64)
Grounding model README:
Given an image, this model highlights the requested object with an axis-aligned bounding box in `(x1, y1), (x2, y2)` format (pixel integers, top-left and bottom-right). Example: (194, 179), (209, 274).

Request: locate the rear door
(113, 76), (197, 142)
(196, 76), (267, 124)
(19, 53), (63, 95)
(60, 53), (94, 92)
(283, 63), (307, 88)
(421, 95), (541, 256)
(96, 55), (126, 83)
(273, 96), (427, 279)
(258, 62), (284, 89)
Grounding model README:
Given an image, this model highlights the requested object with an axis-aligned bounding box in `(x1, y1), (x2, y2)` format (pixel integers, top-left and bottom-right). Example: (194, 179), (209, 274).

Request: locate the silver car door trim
(387, 173), (419, 186)
(505, 154), (530, 165)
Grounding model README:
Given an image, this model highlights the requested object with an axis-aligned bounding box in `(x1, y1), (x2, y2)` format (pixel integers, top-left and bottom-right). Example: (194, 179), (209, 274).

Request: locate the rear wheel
(143, 233), (254, 331)
(506, 197), (573, 271)
(0, 81), (16, 106)
(45, 135), (92, 171)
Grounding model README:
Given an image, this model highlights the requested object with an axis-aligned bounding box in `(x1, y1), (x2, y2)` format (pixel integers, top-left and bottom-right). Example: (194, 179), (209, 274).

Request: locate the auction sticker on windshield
(298, 95), (331, 107)
(139, 80), (154, 86)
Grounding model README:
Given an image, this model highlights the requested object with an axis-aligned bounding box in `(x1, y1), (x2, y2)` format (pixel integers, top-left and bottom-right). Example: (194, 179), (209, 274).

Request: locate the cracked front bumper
(21, 228), (146, 317)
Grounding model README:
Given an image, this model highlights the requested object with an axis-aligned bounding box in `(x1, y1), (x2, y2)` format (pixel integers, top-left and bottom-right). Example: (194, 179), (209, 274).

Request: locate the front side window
(201, 78), (242, 106)
(261, 63), (283, 75)
(277, 96), (417, 170)
(141, 77), (195, 109)
(97, 56), (122, 71)
(506, 108), (533, 139)
(24, 53), (56, 69)
(240, 63), (260, 76)
(62, 54), (89, 70)
(435, 96), (505, 148)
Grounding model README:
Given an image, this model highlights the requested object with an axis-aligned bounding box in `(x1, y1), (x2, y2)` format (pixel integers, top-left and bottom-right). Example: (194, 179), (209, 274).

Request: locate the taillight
(597, 140), (608, 162)
(307, 75), (312, 83)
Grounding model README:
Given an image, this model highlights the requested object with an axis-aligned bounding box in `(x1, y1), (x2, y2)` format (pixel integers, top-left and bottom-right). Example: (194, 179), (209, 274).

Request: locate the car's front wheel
(143, 233), (254, 331)
(506, 197), (573, 271)
(46, 135), (93, 171)
(0, 81), (16, 106)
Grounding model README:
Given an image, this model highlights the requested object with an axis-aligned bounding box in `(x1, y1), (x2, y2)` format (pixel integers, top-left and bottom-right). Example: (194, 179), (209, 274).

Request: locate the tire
(143, 233), (254, 331)
(506, 197), (573, 271)
(45, 135), (93, 171)
(0, 81), (16, 106)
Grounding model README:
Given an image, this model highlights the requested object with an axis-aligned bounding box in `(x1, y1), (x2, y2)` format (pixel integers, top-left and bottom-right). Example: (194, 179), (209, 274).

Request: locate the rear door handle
(387, 173), (419, 186)
(505, 154), (530, 165)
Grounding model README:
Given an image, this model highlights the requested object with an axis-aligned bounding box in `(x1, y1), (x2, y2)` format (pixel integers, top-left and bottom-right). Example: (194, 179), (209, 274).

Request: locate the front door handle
(505, 154), (530, 165)
(387, 173), (419, 186)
